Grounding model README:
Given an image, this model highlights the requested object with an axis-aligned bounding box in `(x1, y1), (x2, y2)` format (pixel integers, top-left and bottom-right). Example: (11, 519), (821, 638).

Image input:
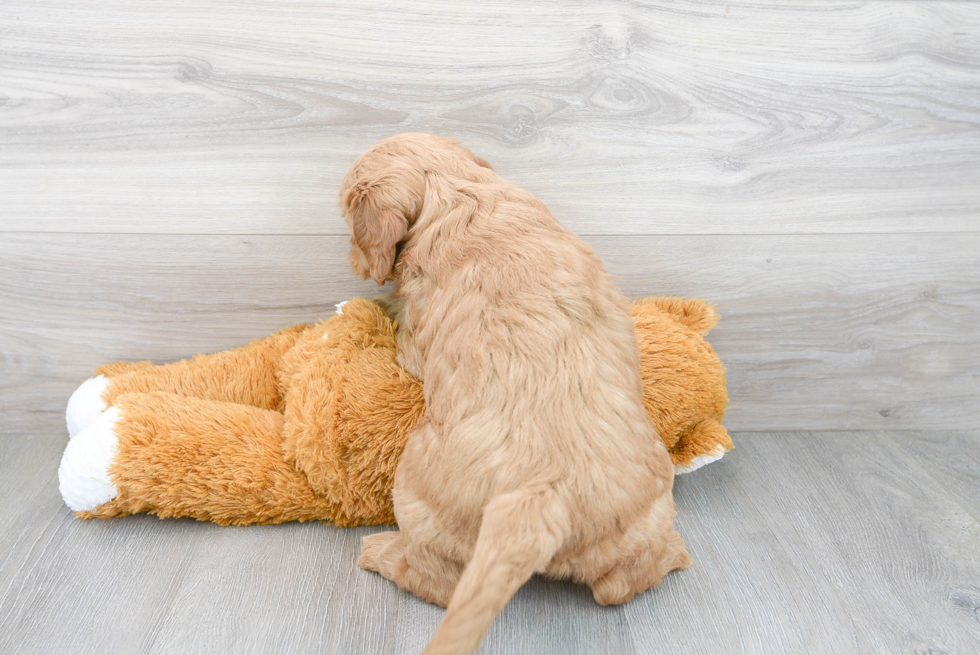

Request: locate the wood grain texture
(2, 1), (980, 235)
(897, 431), (980, 526)
(624, 431), (980, 654)
(2, 431), (978, 654)
(2, 232), (977, 433)
(0, 436), (399, 655)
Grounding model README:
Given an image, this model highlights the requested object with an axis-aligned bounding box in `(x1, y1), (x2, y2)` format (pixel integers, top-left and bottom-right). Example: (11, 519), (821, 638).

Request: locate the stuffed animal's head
(339, 133), (493, 285)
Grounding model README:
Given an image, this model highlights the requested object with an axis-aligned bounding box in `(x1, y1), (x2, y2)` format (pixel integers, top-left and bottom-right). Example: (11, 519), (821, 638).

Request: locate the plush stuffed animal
(58, 296), (731, 527)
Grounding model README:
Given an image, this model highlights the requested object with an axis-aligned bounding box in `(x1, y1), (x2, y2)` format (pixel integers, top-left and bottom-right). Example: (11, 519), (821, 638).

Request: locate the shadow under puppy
(341, 134), (691, 655)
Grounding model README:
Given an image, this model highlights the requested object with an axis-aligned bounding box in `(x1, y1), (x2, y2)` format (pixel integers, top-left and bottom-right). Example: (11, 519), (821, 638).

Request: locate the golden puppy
(341, 134), (690, 655)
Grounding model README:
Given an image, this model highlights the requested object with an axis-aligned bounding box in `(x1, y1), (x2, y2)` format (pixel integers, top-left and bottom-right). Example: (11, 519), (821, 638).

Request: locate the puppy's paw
(358, 530), (402, 575)
(591, 570), (635, 607)
(66, 375), (109, 439)
(59, 407), (120, 512)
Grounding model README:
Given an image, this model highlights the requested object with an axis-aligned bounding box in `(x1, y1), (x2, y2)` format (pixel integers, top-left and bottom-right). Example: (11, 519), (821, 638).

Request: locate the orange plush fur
(73, 296), (729, 527)
(631, 296), (731, 469)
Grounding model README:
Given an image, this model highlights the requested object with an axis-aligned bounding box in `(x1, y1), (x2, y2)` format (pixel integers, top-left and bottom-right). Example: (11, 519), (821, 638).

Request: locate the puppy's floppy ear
(340, 150), (426, 284)
(351, 205), (408, 285)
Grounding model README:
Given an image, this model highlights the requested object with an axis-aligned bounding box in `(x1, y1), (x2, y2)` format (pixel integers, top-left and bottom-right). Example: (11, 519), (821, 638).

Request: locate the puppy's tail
(421, 485), (570, 655)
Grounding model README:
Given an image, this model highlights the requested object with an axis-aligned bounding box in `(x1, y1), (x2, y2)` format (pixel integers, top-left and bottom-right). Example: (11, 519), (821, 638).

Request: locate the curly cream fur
(340, 134), (696, 655)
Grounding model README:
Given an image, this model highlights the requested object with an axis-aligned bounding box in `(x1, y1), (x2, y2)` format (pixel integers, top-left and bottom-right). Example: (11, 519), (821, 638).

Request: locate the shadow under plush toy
(58, 296), (732, 526)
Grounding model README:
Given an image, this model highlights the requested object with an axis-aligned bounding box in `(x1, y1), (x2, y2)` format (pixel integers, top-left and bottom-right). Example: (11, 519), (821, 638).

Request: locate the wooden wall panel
(1, 1), (979, 235)
(1, 0), (978, 431)
(2, 232), (977, 433)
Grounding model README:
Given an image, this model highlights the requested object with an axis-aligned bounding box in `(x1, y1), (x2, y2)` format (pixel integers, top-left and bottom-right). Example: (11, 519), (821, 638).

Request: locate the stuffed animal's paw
(58, 406), (120, 512)
(66, 375), (109, 439)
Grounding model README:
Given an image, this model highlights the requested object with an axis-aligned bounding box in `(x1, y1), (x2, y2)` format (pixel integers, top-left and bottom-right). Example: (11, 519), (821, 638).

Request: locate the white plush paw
(59, 406), (120, 512)
(673, 445), (728, 475)
(66, 375), (109, 439)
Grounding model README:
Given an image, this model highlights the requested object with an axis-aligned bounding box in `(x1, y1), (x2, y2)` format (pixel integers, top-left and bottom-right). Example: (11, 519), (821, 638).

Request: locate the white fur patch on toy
(59, 406), (120, 512)
(334, 300), (349, 315)
(673, 445), (728, 475)
(66, 375), (109, 439)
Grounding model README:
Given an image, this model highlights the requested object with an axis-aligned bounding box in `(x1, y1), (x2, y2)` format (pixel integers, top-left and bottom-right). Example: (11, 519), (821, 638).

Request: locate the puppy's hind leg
(591, 529), (691, 606)
(590, 495), (691, 606)
(359, 481), (464, 608)
(359, 530), (463, 608)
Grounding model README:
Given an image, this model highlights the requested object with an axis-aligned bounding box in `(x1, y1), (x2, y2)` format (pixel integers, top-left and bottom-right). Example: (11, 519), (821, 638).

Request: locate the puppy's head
(340, 133), (493, 285)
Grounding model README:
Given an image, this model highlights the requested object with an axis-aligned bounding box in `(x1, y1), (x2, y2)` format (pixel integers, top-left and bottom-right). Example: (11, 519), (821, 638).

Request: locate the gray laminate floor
(2, 425), (978, 655)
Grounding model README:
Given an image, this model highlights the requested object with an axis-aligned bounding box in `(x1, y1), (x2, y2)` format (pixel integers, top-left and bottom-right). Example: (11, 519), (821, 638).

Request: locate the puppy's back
(406, 180), (671, 540)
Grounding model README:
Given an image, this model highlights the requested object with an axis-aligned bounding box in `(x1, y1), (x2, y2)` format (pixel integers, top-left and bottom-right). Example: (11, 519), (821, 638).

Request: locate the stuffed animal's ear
(351, 206), (409, 285)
